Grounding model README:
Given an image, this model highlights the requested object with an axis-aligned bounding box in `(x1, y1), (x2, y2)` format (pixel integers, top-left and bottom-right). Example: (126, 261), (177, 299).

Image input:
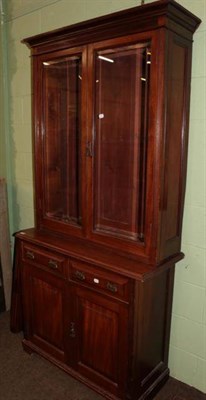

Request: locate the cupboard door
(70, 286), (129, 396)
(92, 41), (151, 243)
(22, 264), (68, 362)
(34, 47), (87, 236)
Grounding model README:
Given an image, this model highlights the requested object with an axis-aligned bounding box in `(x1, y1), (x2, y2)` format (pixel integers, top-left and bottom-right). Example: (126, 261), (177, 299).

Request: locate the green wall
(0, 17), (5, 176)
(0, 2), (14, 237)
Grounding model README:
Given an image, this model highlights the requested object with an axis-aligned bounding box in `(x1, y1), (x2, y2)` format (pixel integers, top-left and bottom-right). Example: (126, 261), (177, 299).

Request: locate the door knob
(69, 322), (76, 338)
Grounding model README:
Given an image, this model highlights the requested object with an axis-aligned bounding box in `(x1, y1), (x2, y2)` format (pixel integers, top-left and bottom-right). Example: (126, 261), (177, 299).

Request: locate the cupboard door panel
(31, 277), (63, 348)
(43, 55), (82, 225)
(22, 265), (67, 361)
(79, 298), (118, 380)
(73, 287), (129, 396)
(93, 43), (150, 242)
(34, 46), (88, 237)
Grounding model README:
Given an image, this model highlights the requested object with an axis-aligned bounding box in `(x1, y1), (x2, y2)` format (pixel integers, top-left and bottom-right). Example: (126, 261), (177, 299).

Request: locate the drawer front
(22, 244), (66, 276)
(69, 260), (130, 302)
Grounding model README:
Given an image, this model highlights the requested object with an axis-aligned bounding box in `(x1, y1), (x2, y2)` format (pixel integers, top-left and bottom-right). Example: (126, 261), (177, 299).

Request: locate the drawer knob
(107, 282), (117, 293)
(26, 250), (35, 260)
(48, 259), (58, 269)
(75, 270), (85, 281)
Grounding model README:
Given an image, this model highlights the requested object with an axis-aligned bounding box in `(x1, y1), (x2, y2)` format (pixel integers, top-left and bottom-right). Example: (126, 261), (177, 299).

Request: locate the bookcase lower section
(10, 234), (175, 400)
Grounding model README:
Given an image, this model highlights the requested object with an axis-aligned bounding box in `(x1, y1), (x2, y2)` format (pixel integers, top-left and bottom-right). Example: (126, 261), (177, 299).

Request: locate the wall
(0, 8), (5, 176)
(2, 0), (206, 393)
(0, 3), (13, 310)
(168, 1), (206, 392)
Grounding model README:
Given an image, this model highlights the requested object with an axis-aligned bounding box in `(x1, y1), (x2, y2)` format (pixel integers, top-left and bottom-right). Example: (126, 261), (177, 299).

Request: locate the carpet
(0, 312), (205, 400)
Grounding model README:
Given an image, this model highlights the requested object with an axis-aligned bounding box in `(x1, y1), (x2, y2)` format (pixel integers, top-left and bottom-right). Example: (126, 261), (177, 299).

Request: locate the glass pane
(42, 55), (82, 226)
(94, 44), (150, 240)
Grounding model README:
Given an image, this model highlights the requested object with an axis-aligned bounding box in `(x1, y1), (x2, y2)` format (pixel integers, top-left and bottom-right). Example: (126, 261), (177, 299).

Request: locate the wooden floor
(0, 311), (205, 400)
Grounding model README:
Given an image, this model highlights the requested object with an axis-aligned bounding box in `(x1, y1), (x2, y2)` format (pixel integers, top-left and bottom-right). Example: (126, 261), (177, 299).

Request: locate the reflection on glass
(43, 55), (82, 225)
(94, 44), (150, 240)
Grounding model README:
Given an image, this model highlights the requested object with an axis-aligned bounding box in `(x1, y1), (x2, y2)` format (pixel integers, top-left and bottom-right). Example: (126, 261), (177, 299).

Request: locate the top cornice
(22, 0), (201, 54)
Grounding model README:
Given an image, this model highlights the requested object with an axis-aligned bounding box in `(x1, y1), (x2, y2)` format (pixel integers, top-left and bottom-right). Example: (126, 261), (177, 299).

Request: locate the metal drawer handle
(75, 270), (85, 281)
(26, 250), (35, 260)
(107, 282), (118, 293)
(48, 259), (58, 269)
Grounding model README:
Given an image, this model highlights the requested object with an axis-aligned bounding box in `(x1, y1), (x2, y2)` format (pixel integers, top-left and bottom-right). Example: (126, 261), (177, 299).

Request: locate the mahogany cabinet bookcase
(10, 1), (200, 399)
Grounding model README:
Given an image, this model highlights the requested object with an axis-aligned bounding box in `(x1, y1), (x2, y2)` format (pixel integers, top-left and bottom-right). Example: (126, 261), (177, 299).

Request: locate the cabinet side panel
(159, 34), (192, 260)
(130, 267), (174, 397)
(10, 239), (23, 332)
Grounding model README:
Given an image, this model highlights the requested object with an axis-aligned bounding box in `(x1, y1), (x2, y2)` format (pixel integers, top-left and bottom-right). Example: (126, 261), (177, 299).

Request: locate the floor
(0, 311), (205, 400)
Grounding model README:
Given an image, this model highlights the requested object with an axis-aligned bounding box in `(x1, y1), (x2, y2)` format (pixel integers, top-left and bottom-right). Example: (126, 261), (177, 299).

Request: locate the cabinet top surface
(22, 0), (201, 50)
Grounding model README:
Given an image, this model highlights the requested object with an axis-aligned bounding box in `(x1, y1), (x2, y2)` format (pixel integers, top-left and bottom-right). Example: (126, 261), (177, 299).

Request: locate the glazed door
(34, 47), (87, 237)
(88, 39), (151, 251)
(22, 264), (68, 363)
(68, 286), (129, 397)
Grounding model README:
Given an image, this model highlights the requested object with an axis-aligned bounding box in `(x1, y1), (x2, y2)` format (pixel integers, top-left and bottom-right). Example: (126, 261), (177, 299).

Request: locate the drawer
(22, 244), (66, 276)
(69, 259), (130, 302)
